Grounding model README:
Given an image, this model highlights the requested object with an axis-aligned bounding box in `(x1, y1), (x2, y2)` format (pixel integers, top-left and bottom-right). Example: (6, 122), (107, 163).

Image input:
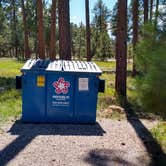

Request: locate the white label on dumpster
(79, 78), (89, 91)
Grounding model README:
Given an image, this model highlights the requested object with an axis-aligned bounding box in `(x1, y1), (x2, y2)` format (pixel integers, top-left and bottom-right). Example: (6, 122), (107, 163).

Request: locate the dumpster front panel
(74, 74), (99, 123)
(22, 72), (46, 122)
(46, 74), (74, 122)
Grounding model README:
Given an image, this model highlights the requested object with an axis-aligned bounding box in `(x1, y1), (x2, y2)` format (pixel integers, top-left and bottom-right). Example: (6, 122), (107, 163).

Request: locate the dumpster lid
(46, 60), (62, 71)
(21, 59), (37, 70)
(63, 61), (102, 73)
(21, 59), (102, 73)
(21, 59), (50, 70)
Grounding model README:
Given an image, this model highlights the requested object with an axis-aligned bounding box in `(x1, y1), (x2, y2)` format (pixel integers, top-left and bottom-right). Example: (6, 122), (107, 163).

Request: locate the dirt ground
(0, 119), (165, 166)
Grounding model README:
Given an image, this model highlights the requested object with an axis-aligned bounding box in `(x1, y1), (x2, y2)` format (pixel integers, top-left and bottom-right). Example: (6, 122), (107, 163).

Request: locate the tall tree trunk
(21, 0), (30, 60)
(150, 0), (154, 22)
(37, 0), (45, 59)
(115, 0), (127, 97)
(154, 0), (159, 30)
(132, 0), (139, 76)
(35, 1), (38, 59)
(11, 0), (18, 58)
(50, 0), (56, 60)
(85, 0), (91, 61)
(144, 0), (149, 23)
(58, 0), (71, 60)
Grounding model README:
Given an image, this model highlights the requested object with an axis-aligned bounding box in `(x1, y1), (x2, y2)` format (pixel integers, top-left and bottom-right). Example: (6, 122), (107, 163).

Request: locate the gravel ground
(0, 119), (160, 166)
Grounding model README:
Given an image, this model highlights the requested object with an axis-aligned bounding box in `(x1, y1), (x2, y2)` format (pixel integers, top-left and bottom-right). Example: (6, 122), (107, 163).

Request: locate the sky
(70, 0), (117, 25)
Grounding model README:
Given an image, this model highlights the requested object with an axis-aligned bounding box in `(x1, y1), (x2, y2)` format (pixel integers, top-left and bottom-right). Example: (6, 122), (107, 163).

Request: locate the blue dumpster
(20, 59), (104, 123)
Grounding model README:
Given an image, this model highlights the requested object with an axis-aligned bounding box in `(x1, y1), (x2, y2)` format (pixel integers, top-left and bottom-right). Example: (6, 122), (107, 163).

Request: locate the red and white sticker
(53, 78), (70, 94)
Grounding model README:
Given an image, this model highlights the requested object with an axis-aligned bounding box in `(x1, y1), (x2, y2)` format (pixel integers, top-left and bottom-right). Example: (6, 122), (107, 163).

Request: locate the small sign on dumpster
(37, 76), (45, 87)
(79, 78), (89, 91)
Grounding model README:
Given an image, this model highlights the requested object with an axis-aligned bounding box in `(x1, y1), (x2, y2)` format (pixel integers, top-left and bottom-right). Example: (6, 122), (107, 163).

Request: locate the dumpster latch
(98, 79), (105, 93)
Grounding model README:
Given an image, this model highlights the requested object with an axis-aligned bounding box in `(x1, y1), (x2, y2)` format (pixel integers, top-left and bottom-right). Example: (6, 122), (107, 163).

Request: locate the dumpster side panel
(46, 74), (74, 122)
(74, 75), (99, 123)
(22, 72), (46, 122)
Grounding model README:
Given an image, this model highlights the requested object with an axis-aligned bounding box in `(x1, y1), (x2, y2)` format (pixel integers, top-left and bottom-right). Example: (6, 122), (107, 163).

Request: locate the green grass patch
(95, 61), (116, 70)
(0, 89), (21, 124)
(151, 123), (166, 153)
(98, 73), (116, 110)
(96, 60), (135, 118)
(0, 58), (23, 77)
(0, 58), (23, 124)
(95, 60), (132, 71)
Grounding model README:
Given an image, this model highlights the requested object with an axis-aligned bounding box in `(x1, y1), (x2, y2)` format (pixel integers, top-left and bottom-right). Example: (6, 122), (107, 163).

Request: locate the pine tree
(150, 0), (154, 22)
(50, 0), (56, 60)
(21, 0), (30, 60)
(132, 0), (139, 76)
(11, 0), (19, 58)
(144, 0), (149, 23)
(154, 0), (159, 30)
(92, 0), (112, 60)
(58, 0), (71, 60)
(37, 0), (45, 59)
(115, 0), (127, 97)
(85, 0), (91, 61)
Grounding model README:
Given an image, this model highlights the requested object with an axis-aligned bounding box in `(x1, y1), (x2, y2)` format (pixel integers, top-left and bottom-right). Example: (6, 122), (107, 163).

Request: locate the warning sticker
(78, 78), (89, 91)
(37, 76), (45, 87)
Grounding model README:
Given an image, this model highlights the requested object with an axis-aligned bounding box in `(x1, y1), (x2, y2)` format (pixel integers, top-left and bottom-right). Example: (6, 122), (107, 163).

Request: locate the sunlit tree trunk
(37, 0), (45, 59)
(58, 0), (71, 60)
(85, 0), (91, 61)
(132, 0), (139, 76)
(115, 0), (127, 97)
(50, 0), (56, 60)
(21, 0), (30, 60)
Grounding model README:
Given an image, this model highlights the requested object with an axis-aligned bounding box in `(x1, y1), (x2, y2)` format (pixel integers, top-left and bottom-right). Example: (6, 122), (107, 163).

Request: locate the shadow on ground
(125, 103), (166, 166)
(84, 102), (166, 166)
(0, 121), (105, 166)
(84, 149), (139, 166)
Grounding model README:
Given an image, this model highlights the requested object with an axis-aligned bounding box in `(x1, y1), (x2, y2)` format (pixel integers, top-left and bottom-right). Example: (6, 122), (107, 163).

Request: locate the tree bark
(21, 0), (30, 60)
(115, 0), (127, 97)
(50, 0), (56, 60)
(150, 0), (154, 22)
(132, 0), (139, 76)
(154, 0), (159, 30)
(144, 0), (149, 23)
(85, 0), (91, 61)
(11, 0), (18, 58)
(37, 0), (45, 59)
(58, 0), (71, 60)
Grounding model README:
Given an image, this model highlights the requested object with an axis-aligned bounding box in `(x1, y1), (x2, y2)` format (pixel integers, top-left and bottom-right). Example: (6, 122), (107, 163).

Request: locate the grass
(0, 89), (21, 124)
(0, 58), (23, 77)
(96, 60), (135, 119)
(95, 60), (133, 71)
(0, 58), (23, 124)
(151, 122), (166, 153)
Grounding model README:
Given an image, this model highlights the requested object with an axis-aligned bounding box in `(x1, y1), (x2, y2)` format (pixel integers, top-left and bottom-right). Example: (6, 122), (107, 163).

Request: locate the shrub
(135, 24), (166, 117)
